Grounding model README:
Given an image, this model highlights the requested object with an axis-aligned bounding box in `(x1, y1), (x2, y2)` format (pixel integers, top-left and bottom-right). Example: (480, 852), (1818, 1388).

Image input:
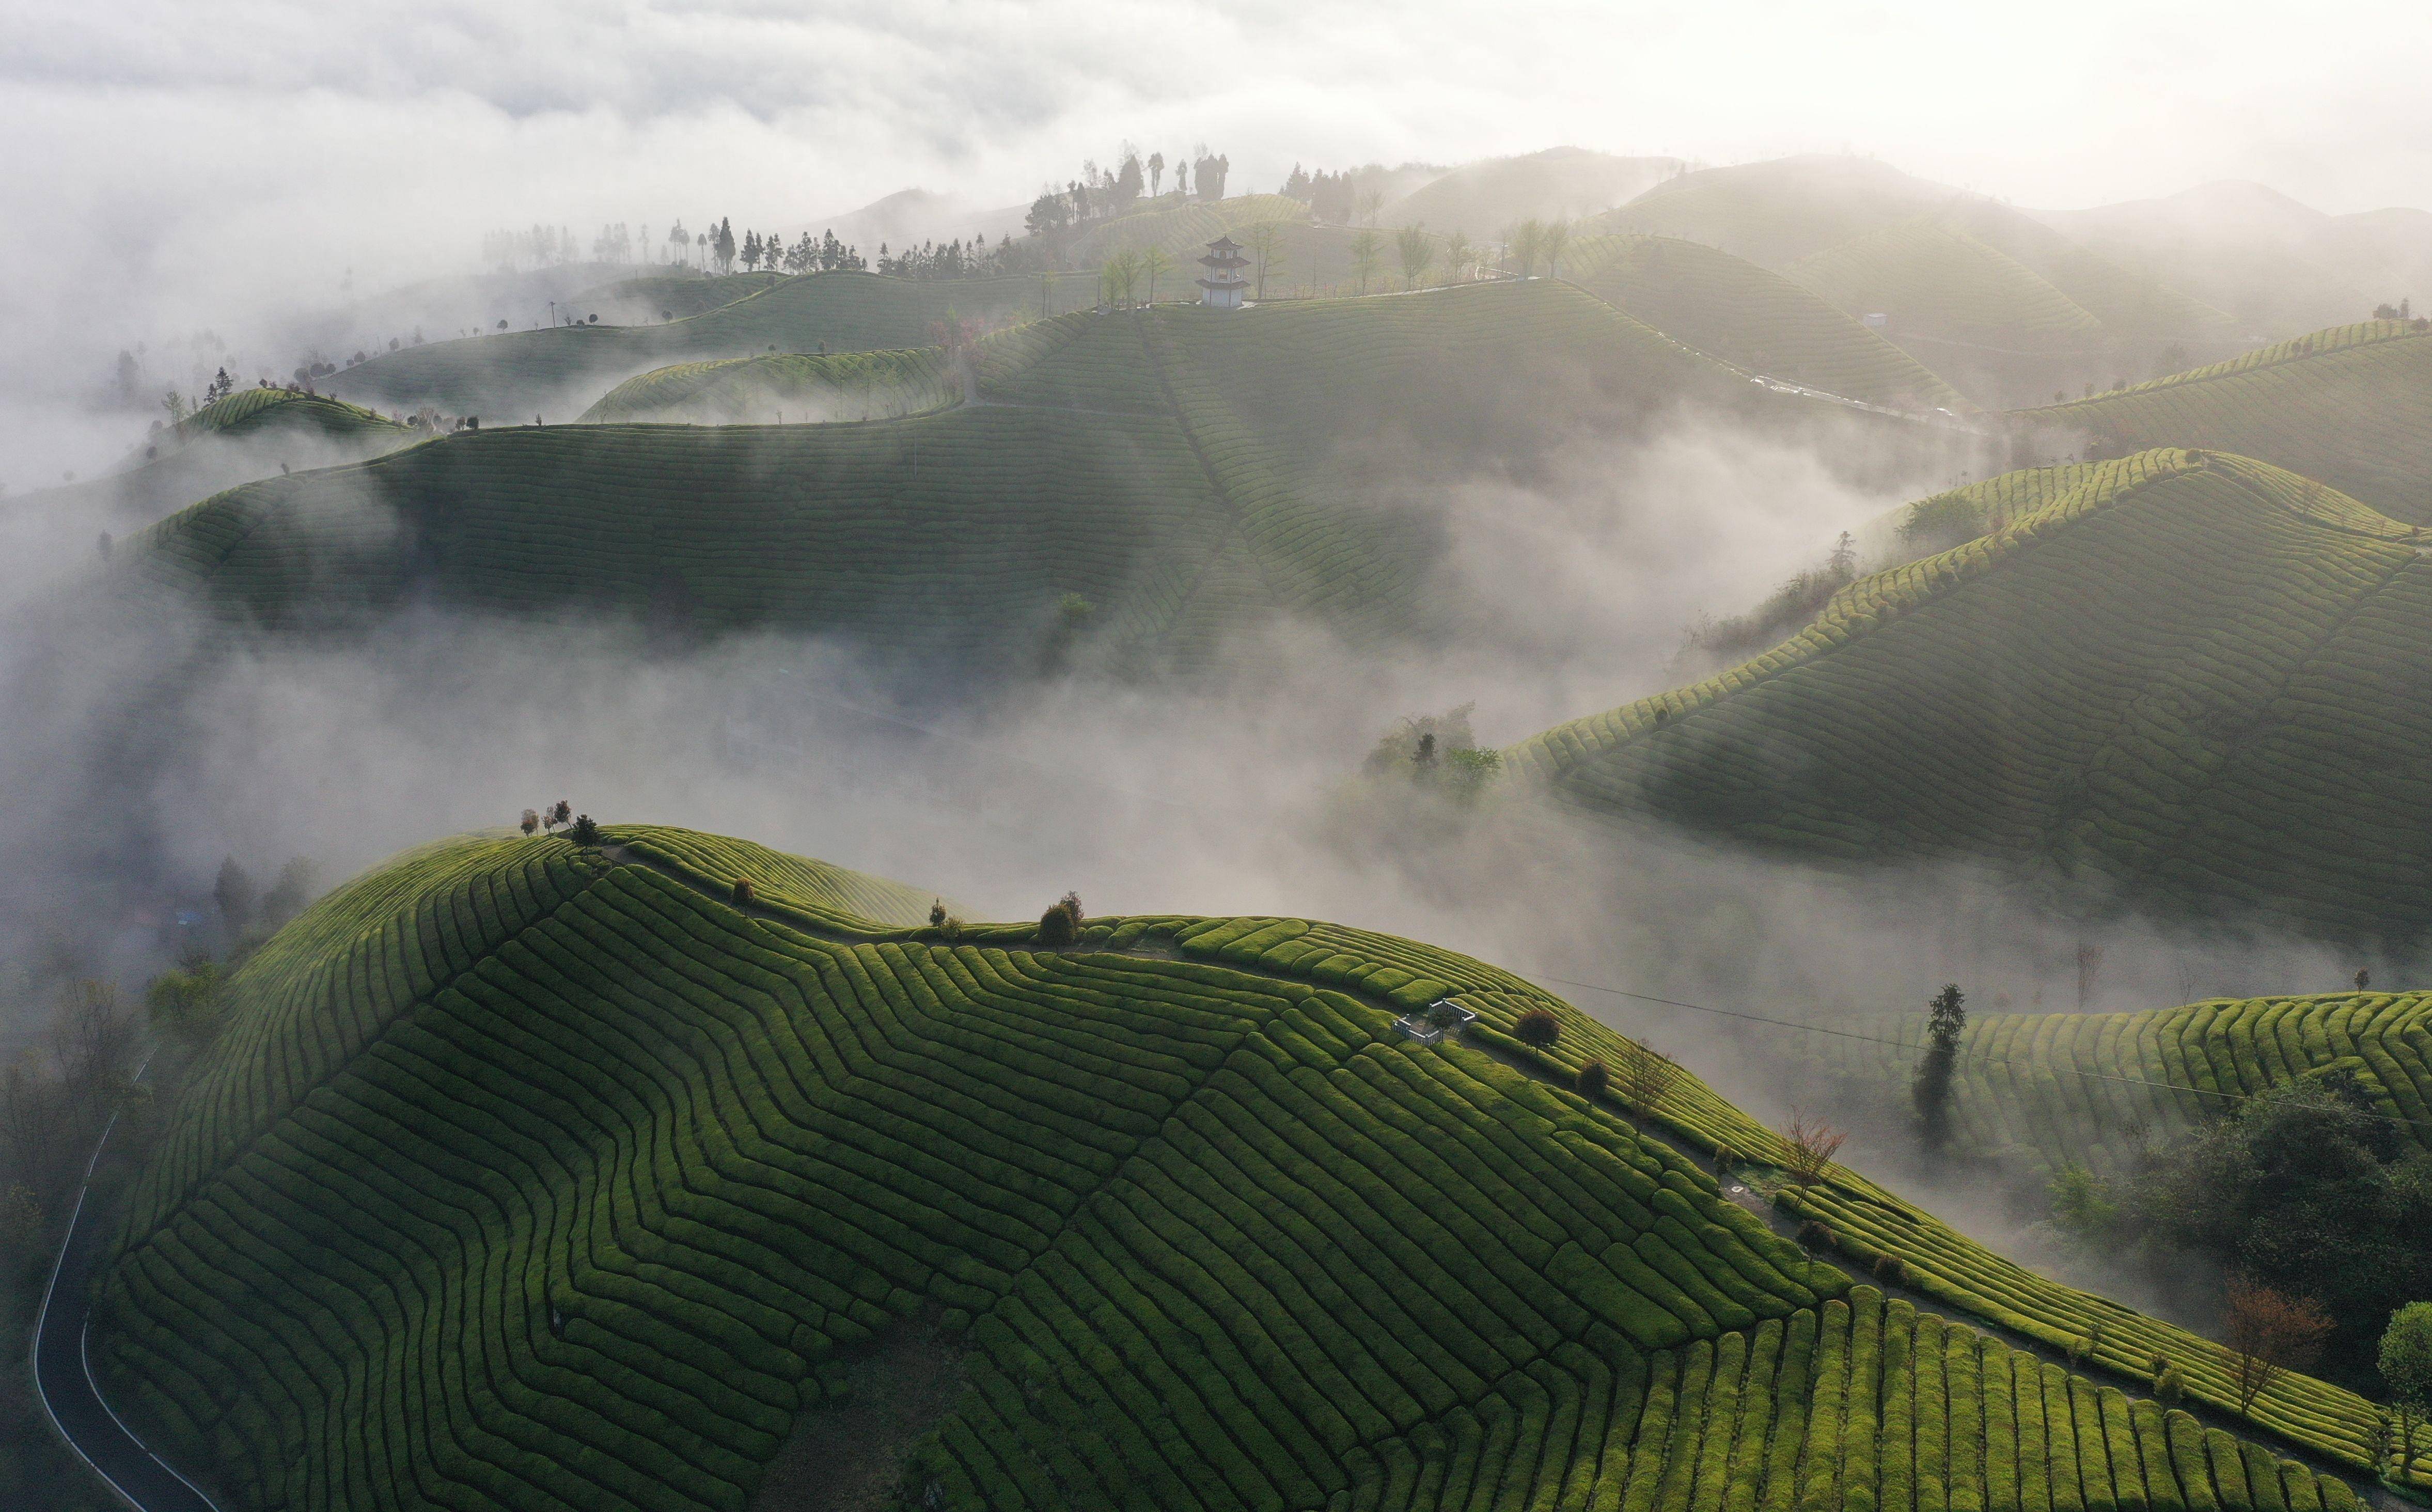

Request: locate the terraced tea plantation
(130, 280), (1917, 662)
(1822, 989), (2432, 1178)
(579, 346), (959, 424)
(22, 389), (416, 526)
(1788, 219), (2108, 348)
(89, 826), (2386, 1511)
(2039, 320), (2432, 523)
(333, 269), (1102, 417)
(1511, 449), (2432, 941)
(1564, 232), (1969, 410)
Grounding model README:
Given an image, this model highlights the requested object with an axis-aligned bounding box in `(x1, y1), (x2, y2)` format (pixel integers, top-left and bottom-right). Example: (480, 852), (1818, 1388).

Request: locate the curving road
(32, 1068), (222, 1512)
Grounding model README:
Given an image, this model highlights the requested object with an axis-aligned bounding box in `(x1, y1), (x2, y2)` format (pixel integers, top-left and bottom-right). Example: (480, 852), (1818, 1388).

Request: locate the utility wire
(1518, 969), (2432, 1136)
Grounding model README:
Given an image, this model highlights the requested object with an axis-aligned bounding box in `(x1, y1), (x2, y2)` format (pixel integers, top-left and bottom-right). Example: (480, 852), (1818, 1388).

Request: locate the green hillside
(1373, 149), (1681, 232)
(132, 281), (1888, 661)
(19, 390), (416, 526)
(2039, 320), (2432, 523)
(1828, 990), (2431, 1180)
(1069, 194), (1311, 263)
(1789, 219), (2108, 347)
(579, 346), (958, 424)
(1865, 462), (2110, 559)
(1595, 155), (1948, 267)
(562, 271), (786, 324)
(1564, 233), (1971, 410)
(1511, 449), (2432, 942)
(88, 825), (2389, 1510)
(331, 270), (1101, 418)
(1603, 159), (2233, 339)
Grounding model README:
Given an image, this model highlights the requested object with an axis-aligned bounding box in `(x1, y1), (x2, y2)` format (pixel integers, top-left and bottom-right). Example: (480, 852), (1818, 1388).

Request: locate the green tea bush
(85, 826), (2384, 1511)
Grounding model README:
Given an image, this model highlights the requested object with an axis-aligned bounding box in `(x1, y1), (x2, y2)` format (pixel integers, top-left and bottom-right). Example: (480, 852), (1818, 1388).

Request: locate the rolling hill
(1510, 449), (2432, 943)
(14, 389), (416, 527)
(129, 280), (1937, 665)
(561, 271), (788, 325)
(1597, 158), (2243, 404)
(1788, 219), (2109, 348)
(2042, 180), (2432, 338)
(1375, 148), (1685, 233)
(86, 824), (2395, 1510)
(1564, 233), (1971, 411)
(578, 346), (959, 424)
(327, 270), (1103, 419)
(1068, 194), (1312, 264)
(2036, 320), (2432, 523)
(1827, 988), (2431, 1181)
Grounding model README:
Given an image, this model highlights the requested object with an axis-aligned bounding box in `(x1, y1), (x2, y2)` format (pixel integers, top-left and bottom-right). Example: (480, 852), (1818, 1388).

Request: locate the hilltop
(87, 825), (2397, 1510)
(328, 269), (1101, 419)
(1596, 157), (2242, 405)
(2043, 180), (2432, 337)
(1564, 233), (1971, 411)
(1375, 148), (1686, 233)
(127, 280), (1959, 667)
(1511, 449), (2432, 942)
(17, 388), (415, 528)
(2036, 320), (2432, 523)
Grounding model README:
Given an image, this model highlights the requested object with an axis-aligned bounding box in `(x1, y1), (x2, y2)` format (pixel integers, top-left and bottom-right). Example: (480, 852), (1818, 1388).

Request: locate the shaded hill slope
(1376, 148), (1685, 232)
(579, 347), (958, 424)
(329, 270), (1101, 419)
(2036, 320), (2432, 523)
(16, 390), (416, 528)
(1564, 233), (1970, 410)
(1788, 218), (2108, 348)
(1827, 989), (2432, 1182)
(2043, 180), (2432, 337)
(87, 825), (2389, 1511)
(561, 270), (788, 324)
(1512, 449), (2432, 942)
(1597, 158), (2242, 404)
(131, 281), (1935, 665)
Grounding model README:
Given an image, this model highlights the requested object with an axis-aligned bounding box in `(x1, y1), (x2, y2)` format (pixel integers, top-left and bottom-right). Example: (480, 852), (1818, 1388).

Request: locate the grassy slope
(1376, 149), (1684, 234)
(1827, 989), (2432, 1180)
(1564, 233), (1971, 410)
(1068, 194), (1311, 263)
(1789, 219), (2108, 346)
(332, 270), (1102, 417)
(2038, 320), (2432, 523)
(1603, 159), (2234, 344)
(560, 271), (787, 324)
(1512, 449), (2432, 941)
(579, 347), (957, 424)
(132, 281), (1862, 662)
(88, 826), (2383, 1511)
(17, 391), (416, 526)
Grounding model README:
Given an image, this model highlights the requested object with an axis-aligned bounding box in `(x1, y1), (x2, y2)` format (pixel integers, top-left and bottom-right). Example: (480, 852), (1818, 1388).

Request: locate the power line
(1518, 969), (2432, 1136)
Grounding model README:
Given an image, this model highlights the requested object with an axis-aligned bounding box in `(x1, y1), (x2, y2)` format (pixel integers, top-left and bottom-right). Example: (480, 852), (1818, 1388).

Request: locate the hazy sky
(3, 0), (2428, 453)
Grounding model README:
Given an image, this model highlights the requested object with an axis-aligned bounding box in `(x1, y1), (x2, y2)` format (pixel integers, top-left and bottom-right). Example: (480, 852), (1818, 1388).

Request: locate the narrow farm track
(36, 1058), (224, 1512)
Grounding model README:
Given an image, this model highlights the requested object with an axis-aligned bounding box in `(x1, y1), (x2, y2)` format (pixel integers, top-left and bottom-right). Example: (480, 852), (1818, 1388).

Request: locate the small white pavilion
(1196, 235), (1250, 309)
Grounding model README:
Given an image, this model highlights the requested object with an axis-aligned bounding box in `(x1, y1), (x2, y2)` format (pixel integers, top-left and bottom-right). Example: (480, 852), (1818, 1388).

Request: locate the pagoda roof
(1204, 234), (1245, 251)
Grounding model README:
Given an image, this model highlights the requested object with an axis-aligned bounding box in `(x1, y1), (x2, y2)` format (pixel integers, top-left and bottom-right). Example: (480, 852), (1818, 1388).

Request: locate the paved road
(32, 1078), (222, 1512)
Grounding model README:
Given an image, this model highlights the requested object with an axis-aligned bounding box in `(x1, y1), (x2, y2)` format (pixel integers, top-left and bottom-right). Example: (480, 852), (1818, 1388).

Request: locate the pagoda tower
(1196, 235), (1250, 309)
